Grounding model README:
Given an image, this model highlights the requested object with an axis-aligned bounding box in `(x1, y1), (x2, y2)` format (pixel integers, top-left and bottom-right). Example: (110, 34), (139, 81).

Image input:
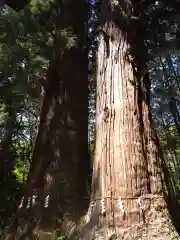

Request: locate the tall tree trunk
(5, 1), (89, 239)
(0, 101), (15, 228)
(70, 1), (180, 239)
(0, 100), (15, 184)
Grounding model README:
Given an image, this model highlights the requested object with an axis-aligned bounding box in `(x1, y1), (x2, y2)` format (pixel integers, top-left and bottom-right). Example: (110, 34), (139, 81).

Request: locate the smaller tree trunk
(5, 1), (89, 239)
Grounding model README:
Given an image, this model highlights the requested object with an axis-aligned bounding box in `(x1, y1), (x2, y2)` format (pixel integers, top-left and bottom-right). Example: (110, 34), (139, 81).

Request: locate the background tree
(3, 0), (90, 239)
(0, 4), (47, 234)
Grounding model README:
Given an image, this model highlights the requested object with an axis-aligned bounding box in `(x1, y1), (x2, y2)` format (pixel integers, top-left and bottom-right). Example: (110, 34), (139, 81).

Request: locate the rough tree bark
(69, 1), (180, 239)
(5, 1), (89, 239)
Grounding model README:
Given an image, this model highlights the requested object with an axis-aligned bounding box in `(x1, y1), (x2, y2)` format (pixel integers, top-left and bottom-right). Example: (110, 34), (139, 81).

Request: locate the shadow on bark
(67, 166), (101, 240)
(153, 132), (180, 234)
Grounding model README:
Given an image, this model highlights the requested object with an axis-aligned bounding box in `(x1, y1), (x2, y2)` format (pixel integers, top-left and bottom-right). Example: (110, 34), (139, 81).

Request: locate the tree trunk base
(69, 196), (180, 240)
(4, 197), (89, 240)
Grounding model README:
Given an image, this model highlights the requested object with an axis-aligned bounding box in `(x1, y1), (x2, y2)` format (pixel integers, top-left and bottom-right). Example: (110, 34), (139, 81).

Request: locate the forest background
(0, 0), (180, 239)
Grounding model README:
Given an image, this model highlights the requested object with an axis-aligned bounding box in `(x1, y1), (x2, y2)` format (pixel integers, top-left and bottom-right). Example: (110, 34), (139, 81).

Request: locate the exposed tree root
(68, 197), (180, 240)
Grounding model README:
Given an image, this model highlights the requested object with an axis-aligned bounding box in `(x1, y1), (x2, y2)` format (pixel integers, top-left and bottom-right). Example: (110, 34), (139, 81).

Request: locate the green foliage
(89, 142), (95, 168)
(51, 229), (67, 240)
(0, 171), (23, 230)
(13, 168), (23, 184)
(0, 3), (48, 231)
